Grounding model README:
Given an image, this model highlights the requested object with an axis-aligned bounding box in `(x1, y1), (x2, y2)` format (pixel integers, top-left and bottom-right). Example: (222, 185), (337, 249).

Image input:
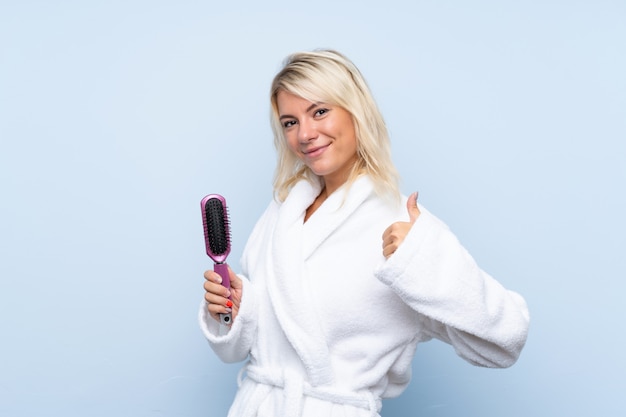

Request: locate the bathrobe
(199, 176), (529, 417)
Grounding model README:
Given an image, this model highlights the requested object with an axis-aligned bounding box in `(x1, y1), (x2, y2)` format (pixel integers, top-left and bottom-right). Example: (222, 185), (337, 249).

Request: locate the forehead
(276, 91), (320, 113)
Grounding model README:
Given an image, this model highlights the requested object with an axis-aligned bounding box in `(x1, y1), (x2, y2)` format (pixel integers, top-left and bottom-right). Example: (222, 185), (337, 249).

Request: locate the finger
(204, 291), (231, 306)
(382, 223), (404, 250)
(203, 280), (233, 306)
(204, 270), (223, 284)
(382, 243), (396, 259)
(382, 225), (392, 241)
(204, 279), (230, 295)
(226, 265), (242, 289)
(206, 302), (232, 320)
(406, 191), (421, 223)
(204, 278), (230, 300)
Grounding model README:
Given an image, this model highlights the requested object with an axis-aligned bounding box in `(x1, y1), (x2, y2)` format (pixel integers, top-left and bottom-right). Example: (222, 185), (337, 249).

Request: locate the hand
(203, 265), (243, 324)
(382, 191), (421, 259)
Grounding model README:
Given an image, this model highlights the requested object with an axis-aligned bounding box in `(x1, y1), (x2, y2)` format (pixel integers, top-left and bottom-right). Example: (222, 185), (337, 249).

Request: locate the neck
(304, 186), (328, 223)
(322, 172), (350, 197)
(321, 155), (358, 196)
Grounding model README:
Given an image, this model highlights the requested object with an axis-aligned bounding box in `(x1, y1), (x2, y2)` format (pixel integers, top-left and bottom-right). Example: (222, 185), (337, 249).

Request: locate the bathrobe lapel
(266, 179), (333, 386)
(301, 176), (375, 261)
(265, 177), (376, 387)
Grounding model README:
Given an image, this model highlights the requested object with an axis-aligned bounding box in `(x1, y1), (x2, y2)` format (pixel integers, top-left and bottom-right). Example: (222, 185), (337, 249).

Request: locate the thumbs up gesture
(382, 192), (421, 259)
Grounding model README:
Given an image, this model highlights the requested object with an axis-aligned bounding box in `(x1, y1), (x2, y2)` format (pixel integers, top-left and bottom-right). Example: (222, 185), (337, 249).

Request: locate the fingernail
(226, 300), (233, 308)
(415, 191), (419, 201)
(224, 307), (232, 313)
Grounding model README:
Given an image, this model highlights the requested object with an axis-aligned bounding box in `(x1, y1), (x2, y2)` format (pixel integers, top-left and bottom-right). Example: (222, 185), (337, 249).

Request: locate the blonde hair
(269, 49), (400, 202)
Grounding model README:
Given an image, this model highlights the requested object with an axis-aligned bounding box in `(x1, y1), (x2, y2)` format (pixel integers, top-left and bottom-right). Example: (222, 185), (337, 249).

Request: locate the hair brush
(200, 194), (232, 325)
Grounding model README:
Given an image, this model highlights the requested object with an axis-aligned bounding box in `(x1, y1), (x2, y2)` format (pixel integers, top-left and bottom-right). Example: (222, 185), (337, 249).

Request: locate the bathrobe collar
(267, 175), (376, 387)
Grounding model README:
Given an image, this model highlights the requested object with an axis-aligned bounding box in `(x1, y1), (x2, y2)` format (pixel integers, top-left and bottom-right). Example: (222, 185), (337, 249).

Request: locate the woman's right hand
(203, 265), (243, 324)
(382, 191), (420, 258)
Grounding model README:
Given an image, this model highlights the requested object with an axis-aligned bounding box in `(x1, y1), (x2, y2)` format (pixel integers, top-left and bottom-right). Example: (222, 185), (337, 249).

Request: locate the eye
(314, 108), (329, 117)
(282, 120), (297, 128)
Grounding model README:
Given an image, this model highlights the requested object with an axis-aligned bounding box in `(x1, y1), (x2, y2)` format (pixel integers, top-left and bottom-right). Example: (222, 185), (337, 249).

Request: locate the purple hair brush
(200, 194), (232, 325)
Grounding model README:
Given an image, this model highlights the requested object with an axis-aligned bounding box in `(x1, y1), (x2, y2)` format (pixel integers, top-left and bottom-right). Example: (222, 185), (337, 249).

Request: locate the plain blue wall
(1, 1), (624, 416)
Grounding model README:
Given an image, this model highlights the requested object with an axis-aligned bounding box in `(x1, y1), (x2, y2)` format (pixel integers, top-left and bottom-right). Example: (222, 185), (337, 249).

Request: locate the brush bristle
(205, 198), (230, 256)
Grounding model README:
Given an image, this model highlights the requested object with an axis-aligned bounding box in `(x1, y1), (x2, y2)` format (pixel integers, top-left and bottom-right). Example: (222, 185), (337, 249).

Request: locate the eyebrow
(279, 102), (322, 120)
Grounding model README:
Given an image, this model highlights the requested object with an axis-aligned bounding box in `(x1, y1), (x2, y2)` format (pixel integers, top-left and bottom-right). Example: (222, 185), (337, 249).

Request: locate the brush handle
(215, 262), (232, 325)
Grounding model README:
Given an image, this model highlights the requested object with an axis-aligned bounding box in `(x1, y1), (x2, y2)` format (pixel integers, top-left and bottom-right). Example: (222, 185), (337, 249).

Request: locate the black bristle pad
(205, 198), (230, 255)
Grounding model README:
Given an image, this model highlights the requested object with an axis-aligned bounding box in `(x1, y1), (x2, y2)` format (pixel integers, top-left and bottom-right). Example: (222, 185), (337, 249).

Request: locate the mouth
(303, 144), (330, 157)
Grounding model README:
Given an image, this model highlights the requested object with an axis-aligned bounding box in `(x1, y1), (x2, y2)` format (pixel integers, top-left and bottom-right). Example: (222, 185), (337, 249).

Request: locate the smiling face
(276, 90), (358, 193)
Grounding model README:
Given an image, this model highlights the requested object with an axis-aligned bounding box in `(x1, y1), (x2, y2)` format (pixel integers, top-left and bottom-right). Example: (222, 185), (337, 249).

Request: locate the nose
(297, 118), (317, 143)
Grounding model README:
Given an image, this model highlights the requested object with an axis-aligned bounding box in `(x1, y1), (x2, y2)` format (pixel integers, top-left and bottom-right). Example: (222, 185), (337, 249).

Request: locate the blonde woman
(200, 49), (529, 417)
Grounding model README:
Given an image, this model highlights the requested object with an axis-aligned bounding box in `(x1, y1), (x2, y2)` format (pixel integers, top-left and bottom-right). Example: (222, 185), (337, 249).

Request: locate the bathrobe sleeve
(198, 201), (280, 363)
(375, 206), (530, 368)
(198, 274), (258, 363)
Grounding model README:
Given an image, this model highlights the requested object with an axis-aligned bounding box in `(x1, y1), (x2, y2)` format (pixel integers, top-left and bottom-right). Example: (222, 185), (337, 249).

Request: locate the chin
(308, 167), (332, 177)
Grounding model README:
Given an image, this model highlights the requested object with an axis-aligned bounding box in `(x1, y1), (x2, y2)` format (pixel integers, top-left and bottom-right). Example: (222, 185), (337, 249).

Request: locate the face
(276, 90), (358, 190)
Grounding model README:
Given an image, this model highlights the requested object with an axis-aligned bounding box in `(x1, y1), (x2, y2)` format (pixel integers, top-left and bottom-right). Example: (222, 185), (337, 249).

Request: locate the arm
(377, 203), (530, 368)
(197, 201), (278, 363)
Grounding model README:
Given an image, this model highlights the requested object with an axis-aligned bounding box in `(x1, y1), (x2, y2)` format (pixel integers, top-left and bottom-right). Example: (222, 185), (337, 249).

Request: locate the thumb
(406, 191), (421, 223)
(226, 265), (242, 289)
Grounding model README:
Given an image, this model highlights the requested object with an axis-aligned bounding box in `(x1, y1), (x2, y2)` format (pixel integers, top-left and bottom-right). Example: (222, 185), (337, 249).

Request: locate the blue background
(1, 1), (624, 416)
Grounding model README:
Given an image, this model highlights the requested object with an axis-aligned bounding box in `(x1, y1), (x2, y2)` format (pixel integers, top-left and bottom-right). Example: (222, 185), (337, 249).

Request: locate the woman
(200, 49), (529, 417)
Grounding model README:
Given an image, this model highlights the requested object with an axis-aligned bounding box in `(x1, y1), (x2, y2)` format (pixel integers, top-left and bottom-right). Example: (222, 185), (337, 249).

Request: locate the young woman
(200, 49), (529, 417)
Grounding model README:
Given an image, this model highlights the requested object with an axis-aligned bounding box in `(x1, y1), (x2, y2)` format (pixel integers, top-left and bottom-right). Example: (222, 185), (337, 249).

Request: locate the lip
(303, 144), (330, 158)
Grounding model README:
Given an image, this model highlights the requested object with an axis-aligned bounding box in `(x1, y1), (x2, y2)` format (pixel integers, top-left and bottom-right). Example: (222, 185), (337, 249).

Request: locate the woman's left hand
(382, 191), (420, 258)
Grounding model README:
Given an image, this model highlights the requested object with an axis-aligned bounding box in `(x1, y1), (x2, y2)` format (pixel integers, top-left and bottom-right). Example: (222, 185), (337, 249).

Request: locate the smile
(303, 144), (330, 158)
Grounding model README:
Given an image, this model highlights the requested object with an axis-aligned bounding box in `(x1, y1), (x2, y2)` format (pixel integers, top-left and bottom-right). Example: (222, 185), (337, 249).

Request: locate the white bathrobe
(199, 176), (529, 417)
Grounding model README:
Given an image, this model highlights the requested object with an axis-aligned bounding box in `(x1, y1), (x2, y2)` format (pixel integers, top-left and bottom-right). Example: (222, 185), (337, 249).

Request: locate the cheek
(340, 129), (358, 154)
(285, 135), (302, 158)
